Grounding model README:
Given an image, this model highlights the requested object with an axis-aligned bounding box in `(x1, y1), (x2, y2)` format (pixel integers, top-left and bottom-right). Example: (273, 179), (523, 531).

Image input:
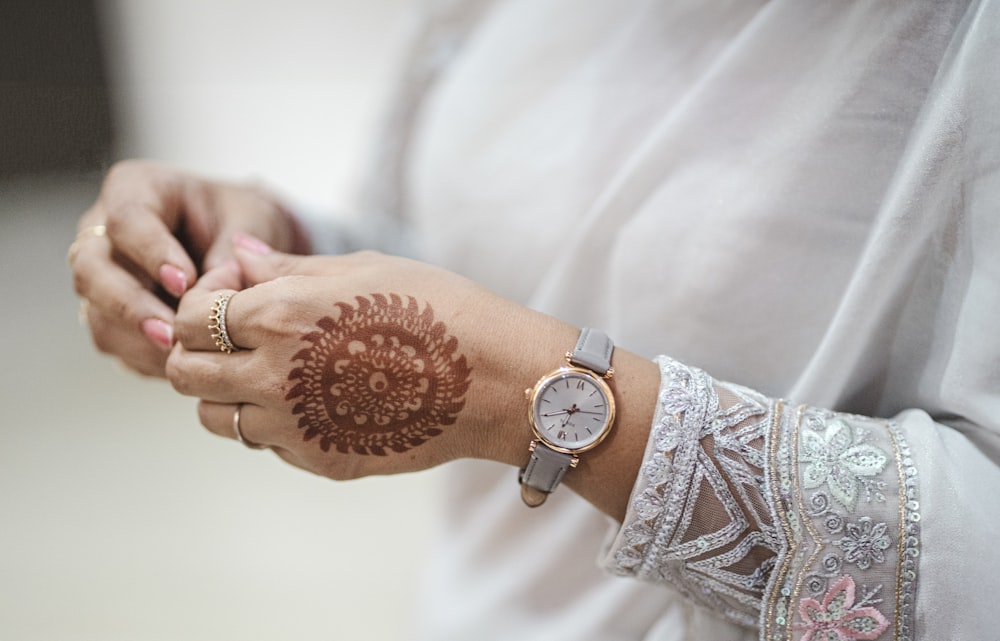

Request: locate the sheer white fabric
(306, 0), (1000, 638)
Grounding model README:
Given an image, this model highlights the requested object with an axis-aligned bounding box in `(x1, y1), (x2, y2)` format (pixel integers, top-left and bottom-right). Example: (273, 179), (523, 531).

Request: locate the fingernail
(142, 318), (173, 348)
(234, 233), (273, 255)
(160, 264), (189, 298)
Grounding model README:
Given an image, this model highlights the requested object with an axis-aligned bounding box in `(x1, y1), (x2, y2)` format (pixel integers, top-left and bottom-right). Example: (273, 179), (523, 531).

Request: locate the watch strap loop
(570, 327), (614, 375)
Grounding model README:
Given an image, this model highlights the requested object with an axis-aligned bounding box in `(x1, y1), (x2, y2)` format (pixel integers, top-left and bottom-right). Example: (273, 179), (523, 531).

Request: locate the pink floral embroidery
(797, 575), (890, 641)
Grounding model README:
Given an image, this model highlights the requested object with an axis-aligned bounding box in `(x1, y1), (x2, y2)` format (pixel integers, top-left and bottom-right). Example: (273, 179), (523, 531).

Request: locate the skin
(73, 162), (659, 521)
(69, 160), (310, 376)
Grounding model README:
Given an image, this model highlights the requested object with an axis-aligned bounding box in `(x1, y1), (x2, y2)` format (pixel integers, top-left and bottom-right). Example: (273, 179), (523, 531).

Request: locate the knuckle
(164, 350), (191, 394)
(111, 296), (144, 331)
(166, 352), (218, 398)
(352, 249), (384, 261)
(87, 312), (119, 354)
(196, 402), (213, 429)
(104, 158), (155, 186)
(71, 268), (89, 298)
(172, 317), (199, 349)
(90, 325), (115, 355)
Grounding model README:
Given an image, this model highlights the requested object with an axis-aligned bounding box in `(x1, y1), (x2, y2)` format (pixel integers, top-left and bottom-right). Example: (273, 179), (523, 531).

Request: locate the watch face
(530, 368), (615, 453)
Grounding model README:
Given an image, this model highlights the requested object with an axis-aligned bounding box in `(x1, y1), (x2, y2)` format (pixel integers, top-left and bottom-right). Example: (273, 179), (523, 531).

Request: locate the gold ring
(233, 404), (265, 449)
(208, 292), (239, 353)
(67, 224), (107, 266)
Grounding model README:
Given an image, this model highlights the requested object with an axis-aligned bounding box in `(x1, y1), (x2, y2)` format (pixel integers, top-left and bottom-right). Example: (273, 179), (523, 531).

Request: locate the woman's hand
(167, 240), (659, 519)
(69, 160), (310, 377)
(165, 242), (582, 481)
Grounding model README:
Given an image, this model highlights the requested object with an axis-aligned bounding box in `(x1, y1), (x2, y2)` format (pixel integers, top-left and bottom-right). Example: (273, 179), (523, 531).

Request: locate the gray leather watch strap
(520, 444), (574, 495)
(569, 327), (613, 375)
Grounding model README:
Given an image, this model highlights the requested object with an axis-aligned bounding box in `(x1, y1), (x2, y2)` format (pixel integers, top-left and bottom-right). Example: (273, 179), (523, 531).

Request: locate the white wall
(101, 0), (409, 212)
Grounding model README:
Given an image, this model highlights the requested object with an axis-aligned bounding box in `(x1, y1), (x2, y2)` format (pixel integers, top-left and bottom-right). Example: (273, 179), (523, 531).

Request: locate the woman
(70, 1), (1000, 638)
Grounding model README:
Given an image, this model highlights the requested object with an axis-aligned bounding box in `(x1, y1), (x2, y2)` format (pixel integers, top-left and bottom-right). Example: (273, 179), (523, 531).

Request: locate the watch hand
(542, 410), (571, 417)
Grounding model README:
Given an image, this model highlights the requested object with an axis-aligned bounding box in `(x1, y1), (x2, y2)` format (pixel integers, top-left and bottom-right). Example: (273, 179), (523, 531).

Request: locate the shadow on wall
(0, 0), (113, 178)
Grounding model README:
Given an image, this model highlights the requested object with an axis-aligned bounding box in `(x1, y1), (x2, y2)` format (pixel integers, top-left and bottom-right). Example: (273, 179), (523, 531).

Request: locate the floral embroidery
(837, 518), (892, 570)
(603, 359), (920, 640)
(797, 575), (890, 641)
(801, 419), (888, 512)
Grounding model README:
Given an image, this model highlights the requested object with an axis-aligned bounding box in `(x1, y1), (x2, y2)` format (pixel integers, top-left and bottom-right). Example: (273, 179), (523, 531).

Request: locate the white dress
(318, 0), (1000, 638)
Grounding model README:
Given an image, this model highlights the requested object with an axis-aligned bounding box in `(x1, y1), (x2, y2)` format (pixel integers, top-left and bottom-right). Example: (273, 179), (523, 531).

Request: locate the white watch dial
(531, 369), (613, 452)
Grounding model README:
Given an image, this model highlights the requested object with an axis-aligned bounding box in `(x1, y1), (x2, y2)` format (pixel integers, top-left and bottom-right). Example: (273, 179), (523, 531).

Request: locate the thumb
(233, 233), (310, 286)
(191, 259), (244, 293)
(201, 228), (239, 273)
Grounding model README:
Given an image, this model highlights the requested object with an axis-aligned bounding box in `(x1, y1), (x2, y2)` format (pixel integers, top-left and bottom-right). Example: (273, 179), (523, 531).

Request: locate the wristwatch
(519, 328), (616, 507)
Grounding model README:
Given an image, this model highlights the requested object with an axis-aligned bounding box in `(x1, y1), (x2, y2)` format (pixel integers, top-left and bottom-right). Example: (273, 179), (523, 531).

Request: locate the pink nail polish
(142, 318), (173, 348)
(160, 264), (188, 298)
(234, 233), (273, 255)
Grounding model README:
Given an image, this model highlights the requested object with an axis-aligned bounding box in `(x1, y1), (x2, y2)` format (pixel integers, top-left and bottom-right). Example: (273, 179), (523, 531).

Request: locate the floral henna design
(285, 293), (472, 456)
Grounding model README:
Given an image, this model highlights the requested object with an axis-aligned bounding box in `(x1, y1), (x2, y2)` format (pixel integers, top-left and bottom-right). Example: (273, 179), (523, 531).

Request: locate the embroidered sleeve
(601, 356), (921, 640)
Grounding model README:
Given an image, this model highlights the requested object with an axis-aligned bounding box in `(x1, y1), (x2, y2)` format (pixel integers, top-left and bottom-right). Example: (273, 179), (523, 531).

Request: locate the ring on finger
(209, 292), (239, 354)
(67, 224), (107, 266)
(233, 403), (266, 449)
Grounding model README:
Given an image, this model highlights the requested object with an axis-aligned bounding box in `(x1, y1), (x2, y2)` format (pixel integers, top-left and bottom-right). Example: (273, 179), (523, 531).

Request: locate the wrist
(464, 314), (658, 520)
(464, 308), (580, 468)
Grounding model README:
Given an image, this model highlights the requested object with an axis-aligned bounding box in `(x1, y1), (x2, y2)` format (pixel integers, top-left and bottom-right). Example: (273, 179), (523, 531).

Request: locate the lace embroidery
(601, 357), (922, 640)
(607, 356), (778, 626)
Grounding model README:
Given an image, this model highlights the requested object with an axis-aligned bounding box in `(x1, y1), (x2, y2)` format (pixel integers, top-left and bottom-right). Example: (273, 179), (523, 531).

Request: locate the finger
(174, 291), (240, 354)
(171, 260), (244, 351)
(73, 234), (175, 316)
(192, 259), (243, 293)
(195, 402), (316, 476)
(67, 222), (108, 267)
(201, 186), (296, 271)
(72, 231), (179, 371)
(233, 240), (305, 286)
(87, 304), (170, 377)
(197, 400), (270, 447)
(232, 234), (363, 285)
(173, 287), (236, 353)
(100, 161), (201, 298)
(176, 269), (316, 354)
(201, 232), (238, 275)
(166, 343), (254, 403)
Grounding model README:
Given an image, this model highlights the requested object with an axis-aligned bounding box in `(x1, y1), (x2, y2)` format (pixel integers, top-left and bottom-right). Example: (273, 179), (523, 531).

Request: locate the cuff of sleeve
(598, 355), (774, 628)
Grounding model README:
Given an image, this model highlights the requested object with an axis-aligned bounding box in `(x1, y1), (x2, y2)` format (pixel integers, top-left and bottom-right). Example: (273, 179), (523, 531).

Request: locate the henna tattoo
(285, 293), (472, 456)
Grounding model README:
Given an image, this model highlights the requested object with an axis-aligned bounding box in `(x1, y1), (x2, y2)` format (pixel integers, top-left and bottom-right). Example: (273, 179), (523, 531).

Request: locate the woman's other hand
(70, 160), (309, 376)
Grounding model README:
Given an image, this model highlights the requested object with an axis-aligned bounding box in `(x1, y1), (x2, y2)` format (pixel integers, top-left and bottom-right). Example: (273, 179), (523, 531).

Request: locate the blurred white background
(0, 2), (447, 640)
